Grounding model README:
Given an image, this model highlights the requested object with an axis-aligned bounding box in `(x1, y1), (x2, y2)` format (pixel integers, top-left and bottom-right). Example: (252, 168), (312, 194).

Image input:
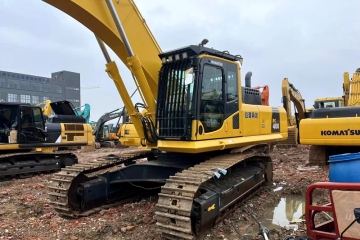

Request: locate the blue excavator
(73, 103), (91, 123)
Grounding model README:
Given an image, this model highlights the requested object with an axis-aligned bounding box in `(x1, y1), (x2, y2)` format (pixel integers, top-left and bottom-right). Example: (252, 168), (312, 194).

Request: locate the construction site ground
(0, 145), (330, 240)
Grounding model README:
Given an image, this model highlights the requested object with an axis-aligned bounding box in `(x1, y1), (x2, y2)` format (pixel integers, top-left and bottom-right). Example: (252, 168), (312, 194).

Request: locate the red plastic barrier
(305, 182), (360, 240)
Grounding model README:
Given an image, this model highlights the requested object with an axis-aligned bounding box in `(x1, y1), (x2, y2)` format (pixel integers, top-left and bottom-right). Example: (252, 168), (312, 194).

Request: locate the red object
(305, 182), (360, 240)
(252, 85), (269, 106)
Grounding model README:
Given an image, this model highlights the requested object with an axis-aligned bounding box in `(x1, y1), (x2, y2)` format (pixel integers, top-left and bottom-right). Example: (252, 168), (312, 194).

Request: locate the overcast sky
(1, 0), (359, 122)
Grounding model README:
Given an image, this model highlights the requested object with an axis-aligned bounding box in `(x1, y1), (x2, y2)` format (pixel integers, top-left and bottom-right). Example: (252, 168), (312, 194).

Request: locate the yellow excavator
(0, 100), (93, 179)
(282, 71), (360, 166)
(92, 107), (140, 148)
(36, 99), (53, 121)
(277, 79), (308, 148)
(304, 68), (360, 165)
(280, 71), (355, 148)
(108, 107), (143, 148)
(43, 1), (288, 239)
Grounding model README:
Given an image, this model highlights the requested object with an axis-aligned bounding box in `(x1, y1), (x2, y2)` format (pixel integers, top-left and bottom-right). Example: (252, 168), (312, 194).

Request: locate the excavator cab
(156, 45), (244, 140)
(0, 103), (46, 144)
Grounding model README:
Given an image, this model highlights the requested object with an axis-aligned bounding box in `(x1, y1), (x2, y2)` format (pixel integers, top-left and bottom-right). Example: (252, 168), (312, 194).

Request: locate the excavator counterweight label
(320, 129), (360, 136)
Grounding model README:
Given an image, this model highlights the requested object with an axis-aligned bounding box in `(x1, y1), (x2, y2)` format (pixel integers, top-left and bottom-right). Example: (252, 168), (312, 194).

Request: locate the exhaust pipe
(245, 71), (252, 88)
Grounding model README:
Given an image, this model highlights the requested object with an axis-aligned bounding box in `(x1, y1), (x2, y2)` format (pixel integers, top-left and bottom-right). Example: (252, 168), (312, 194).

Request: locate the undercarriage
(308, 145), (360, 166)
(48, 146), (273, 239)
(0, 151), (78, 179)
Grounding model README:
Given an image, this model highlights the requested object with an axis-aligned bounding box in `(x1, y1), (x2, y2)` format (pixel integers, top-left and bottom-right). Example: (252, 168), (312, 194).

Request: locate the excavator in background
(305, 69), (359, 112)
(282, 73), (360, 166)
(0, 100), (93, 179)
(74, 103), (91, 123)
(279, 81), (345, 148)
(36, 99), (53, 121)
(303, 68), (360, 165)
(278, 78), (308, 148)
(92, 107), (127, 148)
(342, 68), (360, 106)
(43, 1), (288, 239)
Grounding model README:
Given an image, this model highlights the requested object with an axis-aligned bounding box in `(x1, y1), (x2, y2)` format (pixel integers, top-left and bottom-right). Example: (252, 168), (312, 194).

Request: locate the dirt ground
(0, 145), (330, 240)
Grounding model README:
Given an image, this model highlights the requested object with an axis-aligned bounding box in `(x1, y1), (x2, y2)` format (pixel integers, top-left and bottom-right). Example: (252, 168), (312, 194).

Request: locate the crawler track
(155, 151), (271, 240)
(48, 148), (152, 217)
(0, 151), (78, 180)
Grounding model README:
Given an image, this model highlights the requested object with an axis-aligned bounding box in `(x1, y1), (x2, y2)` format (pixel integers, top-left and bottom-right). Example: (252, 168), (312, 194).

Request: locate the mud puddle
(236, 195), (307, 237)
(259, 195), (305, 228)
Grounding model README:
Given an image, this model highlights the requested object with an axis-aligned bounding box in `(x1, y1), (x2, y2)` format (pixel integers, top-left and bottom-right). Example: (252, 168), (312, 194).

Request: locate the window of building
(43, 84), (52, 92)
(32, 96), (40, 104)
(42, 96), (49, 102)
(8, 93), (18, 102)
(8, 79), (19, 89)
(0, 93), (6, 102)
(0, 78), (6, 88)
(20, 94), (31, 103)
(53, 85), (62, 93)
(67, 99), (80, 103)
(66, 87), (80, 91)
(19, 81), (31, 90)
(31, 82), (42, 91)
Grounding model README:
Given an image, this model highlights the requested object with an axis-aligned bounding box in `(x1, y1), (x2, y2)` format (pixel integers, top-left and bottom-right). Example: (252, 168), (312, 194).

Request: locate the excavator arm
(343, 68), (360, 106)
(74, 103), (91, 123)
(281, 78), (307, 126)
(43, 0), (161, 147)
(36, 99), (52, 119)
(92, 108), (125, 137)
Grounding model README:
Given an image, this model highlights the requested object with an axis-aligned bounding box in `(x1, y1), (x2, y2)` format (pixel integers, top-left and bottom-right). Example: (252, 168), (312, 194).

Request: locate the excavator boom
(343, 68), (360, 106)
(43, 0), (163, 146)
(281, 78), (307, 124)
(43, 0), (161, 99)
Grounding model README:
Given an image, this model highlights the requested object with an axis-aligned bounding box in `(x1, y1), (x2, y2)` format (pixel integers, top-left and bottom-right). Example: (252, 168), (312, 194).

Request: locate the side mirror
(184, 68), (194, 86)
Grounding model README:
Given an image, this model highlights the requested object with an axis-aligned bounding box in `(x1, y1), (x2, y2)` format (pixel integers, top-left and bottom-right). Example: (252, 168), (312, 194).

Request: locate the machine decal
(271, 107), (280, 133)
(245, 112), (258, 119)
(207, 204), (216, 211)
(321, 129), (360, 136)
(209, 60), (223, 66)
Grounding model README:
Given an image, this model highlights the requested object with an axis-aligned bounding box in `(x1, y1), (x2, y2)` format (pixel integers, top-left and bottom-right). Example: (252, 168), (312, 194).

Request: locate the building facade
(0, 70), (81, 108)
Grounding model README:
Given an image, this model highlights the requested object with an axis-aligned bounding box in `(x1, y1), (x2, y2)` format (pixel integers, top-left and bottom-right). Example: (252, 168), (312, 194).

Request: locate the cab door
(19, 106), (45, 143)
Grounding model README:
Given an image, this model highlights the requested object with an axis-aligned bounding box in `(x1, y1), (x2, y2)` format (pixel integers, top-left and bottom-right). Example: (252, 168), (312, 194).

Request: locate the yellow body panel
(158, 133), (287, 154)
(119, 123), (143, 147)
(194, 105), (287, 140)
(162, 105), (288, 153)
(300, 117), (360, 146)
(60, 123), (94, 146)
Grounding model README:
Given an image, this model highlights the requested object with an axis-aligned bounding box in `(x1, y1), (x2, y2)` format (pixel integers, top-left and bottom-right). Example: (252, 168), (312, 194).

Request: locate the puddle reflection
(234, 195), (306, 237)
(261, 195), (305, 229)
